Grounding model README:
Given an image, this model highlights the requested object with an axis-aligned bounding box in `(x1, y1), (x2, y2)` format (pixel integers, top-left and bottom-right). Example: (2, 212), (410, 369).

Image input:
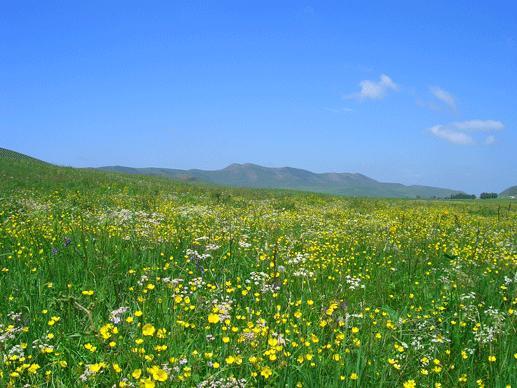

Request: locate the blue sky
(1, 1), (516, 194)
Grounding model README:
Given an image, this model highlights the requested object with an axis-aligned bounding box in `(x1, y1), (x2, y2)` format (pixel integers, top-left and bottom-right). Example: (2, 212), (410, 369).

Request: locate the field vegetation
(0, 155), (515, 387)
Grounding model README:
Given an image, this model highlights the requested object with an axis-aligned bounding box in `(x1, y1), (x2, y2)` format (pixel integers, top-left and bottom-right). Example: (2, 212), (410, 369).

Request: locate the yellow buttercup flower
(147, 365), (168, 382)
(261, 366), (272, 379)
(142, 323), (156, 336)
(208, 313), (220, 323)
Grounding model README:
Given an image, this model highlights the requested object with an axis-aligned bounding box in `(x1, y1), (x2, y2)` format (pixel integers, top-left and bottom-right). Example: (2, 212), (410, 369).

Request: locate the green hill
(500, 185), (517, 198)
(99, 163), (463, 199)
(0, 147), (48, 164)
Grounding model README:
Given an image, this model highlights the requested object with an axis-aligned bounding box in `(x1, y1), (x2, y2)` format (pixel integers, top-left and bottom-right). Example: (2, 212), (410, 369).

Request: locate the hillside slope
(500, 186), (517, 198)
(0, 147), (48, 164)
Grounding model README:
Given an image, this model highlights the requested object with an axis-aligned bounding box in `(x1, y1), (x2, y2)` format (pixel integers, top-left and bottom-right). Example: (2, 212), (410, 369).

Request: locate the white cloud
(430, 86), (456, 110)
(452, 120), (504, 131)
(429, 125), (474, 145)
(348, 74), (398, 100)
(428, 120), (504, 145)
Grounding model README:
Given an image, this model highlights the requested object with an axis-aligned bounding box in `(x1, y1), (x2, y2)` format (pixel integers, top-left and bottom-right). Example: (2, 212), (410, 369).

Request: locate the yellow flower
(47, 316), (60, 326)
(403, 380), (416, 388)
(84, 343), (97, 352)
(147, 365), (168, 382)
(135, 310), (143, 317)
(208, 313), (220, 324)
(89, 363), (106, 373)
(132, 369), (142, 379)
(351, 327), (359, 334)
(142, 323), (156, 336)
(99, 323), (114, 339)
(82, 290), (94, 296)
(488, 355), (496, 362)
(113, 363), (122, 373)
(27, 364), (40, 374)
(350, 373), (358, 380)
(261, 366), (272, 379)
(268, 337), (278, 347)
(139, 378), (156, 388)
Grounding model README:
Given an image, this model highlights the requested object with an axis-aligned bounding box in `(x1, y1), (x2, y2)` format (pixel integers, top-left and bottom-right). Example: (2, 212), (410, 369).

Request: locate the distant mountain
(500, 186), (517, 198)
(98, 163), (463, 199)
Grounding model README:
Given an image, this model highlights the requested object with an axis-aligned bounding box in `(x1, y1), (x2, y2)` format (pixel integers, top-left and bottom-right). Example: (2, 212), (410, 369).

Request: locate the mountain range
(2, 147), (513, 199)
(98, 163), (463, 199)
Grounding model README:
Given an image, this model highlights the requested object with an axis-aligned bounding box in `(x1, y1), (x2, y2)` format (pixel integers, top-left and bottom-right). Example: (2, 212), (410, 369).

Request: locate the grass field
(0, 156), (515, 387)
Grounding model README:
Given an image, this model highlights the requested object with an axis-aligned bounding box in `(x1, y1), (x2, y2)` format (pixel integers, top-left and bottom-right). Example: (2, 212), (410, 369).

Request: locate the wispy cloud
(485, 135), (496, 145)
(429, 125), (474, 145)
(453, 119), (504, 131)
(429, 86), (456, 110)
(347, 74), (398, 100)
(429, 120), (504, 145)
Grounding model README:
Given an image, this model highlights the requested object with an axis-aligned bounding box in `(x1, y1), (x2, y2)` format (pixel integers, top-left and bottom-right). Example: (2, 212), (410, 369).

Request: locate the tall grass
(0, 157), (515, 387)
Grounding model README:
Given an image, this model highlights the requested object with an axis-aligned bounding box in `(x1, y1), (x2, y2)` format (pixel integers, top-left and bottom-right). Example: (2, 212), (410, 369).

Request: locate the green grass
(0, 155), (515, 387)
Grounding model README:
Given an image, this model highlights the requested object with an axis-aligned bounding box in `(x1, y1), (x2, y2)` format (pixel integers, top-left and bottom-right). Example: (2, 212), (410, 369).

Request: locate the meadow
(0, 156), (515, 387)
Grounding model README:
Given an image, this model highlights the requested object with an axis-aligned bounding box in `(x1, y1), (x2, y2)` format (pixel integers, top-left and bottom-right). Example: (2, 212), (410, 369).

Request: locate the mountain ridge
(98, 163), (464, 199)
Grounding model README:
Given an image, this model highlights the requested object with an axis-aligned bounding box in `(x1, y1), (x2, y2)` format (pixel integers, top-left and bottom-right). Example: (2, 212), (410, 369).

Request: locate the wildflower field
(0, 156), (515, 387)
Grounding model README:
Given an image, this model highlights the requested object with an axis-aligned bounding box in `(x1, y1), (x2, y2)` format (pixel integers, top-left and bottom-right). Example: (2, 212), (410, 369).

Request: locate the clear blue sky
(1, 1), (516, 194)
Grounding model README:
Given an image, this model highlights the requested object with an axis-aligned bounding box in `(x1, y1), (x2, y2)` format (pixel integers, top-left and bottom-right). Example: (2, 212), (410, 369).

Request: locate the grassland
(0, 155), (515, 387)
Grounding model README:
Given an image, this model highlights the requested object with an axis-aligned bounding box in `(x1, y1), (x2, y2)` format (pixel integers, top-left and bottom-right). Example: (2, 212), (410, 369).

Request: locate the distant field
(0, 155), (515, 387)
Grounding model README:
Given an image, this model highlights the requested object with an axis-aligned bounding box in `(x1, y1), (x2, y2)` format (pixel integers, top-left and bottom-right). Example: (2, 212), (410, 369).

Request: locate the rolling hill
(500, 186), (517, 198)
(98, 163), (463, 199)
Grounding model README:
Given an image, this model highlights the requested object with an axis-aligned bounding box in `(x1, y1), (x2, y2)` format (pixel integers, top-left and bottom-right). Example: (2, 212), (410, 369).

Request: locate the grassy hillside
(0, 147), (48, 164)
(0, 151), (516, 387)
(100, 163), (462, 199)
